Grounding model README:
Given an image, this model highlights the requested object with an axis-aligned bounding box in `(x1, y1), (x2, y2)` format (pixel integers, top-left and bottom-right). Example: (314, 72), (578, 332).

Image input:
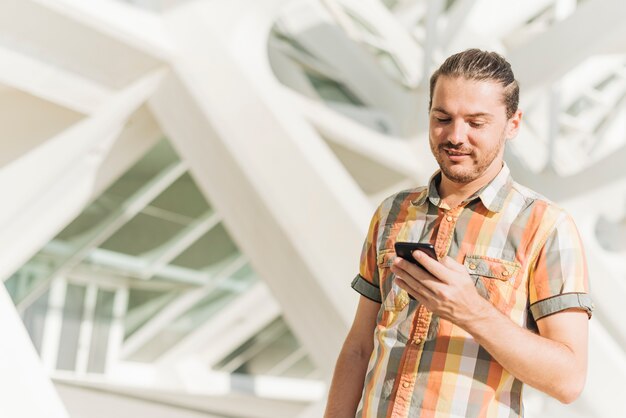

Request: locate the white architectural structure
(0, 0), (624, 417)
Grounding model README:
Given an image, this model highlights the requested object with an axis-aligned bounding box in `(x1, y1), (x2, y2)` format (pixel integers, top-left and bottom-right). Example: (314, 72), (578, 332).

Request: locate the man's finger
(392, 257), (429, 282)
(391, 260), (439, 292)
(441, 256), (466, 273)
(411, 250), (450, 282)
(396, 275), (436, 302)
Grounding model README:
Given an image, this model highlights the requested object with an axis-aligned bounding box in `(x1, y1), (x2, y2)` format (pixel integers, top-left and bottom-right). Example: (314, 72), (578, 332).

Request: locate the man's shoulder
(374, 185), (428, 219)
(380, 185), (427, 203)
(510, 180), (571, 224)
(510, 180), (550, 203)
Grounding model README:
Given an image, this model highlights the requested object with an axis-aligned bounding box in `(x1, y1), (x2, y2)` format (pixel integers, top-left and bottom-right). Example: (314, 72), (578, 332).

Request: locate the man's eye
(469, 121), (485, 128)
(436, 117), (450, 123)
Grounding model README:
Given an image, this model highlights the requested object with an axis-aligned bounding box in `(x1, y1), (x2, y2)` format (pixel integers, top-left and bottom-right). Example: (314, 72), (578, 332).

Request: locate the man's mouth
(443, 148), (471, 156)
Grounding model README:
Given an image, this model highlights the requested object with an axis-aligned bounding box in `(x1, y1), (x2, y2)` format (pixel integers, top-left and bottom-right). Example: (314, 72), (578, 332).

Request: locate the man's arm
(392, 252), (589, 404)
(324, 296), (380, 417)
(465, 304), (588, 403)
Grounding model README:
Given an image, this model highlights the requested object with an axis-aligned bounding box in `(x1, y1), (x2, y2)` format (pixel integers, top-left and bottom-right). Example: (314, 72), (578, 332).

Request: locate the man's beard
(430, 135), (505, 184)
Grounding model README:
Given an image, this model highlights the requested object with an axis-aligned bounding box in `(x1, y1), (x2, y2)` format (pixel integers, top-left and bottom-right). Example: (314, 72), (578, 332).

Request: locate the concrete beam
(53, 367), (320, 418)
(0, 0), (169, 89)
(0, 45), (112, 114)
(0, 70), (165, 284)
(508, 0), (626, 91)
(150, 0), (368, 373)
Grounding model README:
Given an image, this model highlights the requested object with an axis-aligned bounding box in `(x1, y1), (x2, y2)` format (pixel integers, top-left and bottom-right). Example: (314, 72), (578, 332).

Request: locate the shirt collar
(411, 163), (513, 213)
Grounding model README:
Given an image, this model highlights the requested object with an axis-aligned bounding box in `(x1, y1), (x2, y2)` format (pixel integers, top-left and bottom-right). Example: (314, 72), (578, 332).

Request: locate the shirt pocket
(377, 249), (410, 313)
(464, 255), (522, 314)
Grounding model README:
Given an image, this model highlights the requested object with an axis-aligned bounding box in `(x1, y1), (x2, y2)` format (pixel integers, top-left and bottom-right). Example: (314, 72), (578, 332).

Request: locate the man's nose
(447, 120), (467, 144)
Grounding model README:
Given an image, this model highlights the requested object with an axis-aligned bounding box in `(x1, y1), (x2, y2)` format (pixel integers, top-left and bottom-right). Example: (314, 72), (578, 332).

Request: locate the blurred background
(0, 0), (624, 417)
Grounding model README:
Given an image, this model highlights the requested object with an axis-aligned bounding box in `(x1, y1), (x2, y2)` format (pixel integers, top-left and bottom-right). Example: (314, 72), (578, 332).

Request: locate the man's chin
(441, 166), (478, 183)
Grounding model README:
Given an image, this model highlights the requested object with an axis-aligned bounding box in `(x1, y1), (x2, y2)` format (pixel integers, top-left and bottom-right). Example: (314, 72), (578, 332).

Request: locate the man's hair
(429, 49), (519, 119)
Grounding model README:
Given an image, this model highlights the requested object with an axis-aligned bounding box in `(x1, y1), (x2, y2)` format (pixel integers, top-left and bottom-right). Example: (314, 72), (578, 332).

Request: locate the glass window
(99, 212), (187, 257)
(214, 314), (317, 377)
(124, 288), (181, 340)
(149, 172), (212, 220)
(305, 71), (365, 106)
(566, 96), (594, 117)
(280, 353), (316, 379)
(234, 328), (300, 375)
(87, 289), (116, 373)
(214, 317), (287, 371)
(21, 289), (50, 355)
(55, 195), (120, 245)
(127, 263), (257, 363)
(127, 289), (234, 363)
(5, 252), (63, 305)
(170, 223), (240, 273)
(105, 140), (180, 202)
(595, 74), (620, 92)
(57, 284), (86, 371)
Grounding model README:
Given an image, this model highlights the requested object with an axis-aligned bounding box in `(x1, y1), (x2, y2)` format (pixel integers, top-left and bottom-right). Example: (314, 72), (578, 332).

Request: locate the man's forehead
(431, 76), (506, 115)
(435, 74), (504, 88)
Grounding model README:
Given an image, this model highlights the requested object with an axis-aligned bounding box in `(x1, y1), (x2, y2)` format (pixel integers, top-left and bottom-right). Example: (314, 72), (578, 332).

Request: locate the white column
(106, 286), (129, 374)
(0, 285), (69, 418)
(75, 283), (99, 374)
(40, 277), (68, 370)
(150, 0), (371, 373)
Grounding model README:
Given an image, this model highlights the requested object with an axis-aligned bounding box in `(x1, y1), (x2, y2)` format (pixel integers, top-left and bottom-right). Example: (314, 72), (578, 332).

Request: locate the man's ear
(506, 109), (523, 140)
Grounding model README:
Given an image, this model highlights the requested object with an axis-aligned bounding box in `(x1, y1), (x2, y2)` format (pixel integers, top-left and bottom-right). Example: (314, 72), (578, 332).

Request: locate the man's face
(429, 75), (521, 184)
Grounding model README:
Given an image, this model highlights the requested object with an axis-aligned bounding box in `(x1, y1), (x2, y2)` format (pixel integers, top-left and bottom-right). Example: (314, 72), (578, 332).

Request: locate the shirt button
(402, 382), (410, 388)
(502, 270), (509, 277)
(469, 263), (477, 270)
(446, 215), (453, 222)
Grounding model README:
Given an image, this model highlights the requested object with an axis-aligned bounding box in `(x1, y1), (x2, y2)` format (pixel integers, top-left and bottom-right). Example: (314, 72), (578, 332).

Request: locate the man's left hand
(390, 251), (488, 326)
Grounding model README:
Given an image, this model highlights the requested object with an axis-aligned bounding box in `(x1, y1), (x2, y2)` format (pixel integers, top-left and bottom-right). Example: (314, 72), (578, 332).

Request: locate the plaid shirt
(351, 164), (593, 418)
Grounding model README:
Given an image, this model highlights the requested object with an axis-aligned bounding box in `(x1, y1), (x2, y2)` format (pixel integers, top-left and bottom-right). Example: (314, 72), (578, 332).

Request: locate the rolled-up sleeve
(529, 212), (593, 321)
(351, 205), (383, 303)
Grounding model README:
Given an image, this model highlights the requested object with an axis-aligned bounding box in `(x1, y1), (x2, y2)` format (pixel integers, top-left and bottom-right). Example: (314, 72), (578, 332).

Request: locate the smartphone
(394, 242), (437, 300)
(394, 242), (438, 266)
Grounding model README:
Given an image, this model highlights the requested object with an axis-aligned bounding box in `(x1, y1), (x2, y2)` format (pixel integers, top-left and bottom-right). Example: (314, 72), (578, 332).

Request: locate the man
(324, 49), (593, 418)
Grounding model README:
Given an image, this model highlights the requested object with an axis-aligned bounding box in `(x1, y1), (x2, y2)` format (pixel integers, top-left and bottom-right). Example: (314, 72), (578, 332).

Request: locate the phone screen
(394, 242), (438, 265)
(393, 242), (437, 301)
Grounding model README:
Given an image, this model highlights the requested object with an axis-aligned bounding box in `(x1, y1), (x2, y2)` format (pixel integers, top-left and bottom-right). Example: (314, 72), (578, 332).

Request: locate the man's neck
(438, 164), (503, 209)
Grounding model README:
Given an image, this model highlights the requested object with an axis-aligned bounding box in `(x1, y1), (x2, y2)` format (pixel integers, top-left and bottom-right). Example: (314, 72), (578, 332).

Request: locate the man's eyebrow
(466, 112), (493, 118)
(431, 107), (493, 118)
